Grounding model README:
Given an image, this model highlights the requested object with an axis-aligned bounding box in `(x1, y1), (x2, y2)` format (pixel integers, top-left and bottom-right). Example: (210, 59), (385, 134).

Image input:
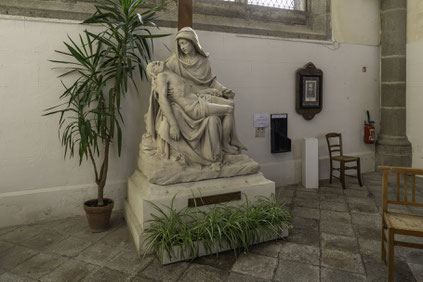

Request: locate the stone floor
(1, 172), (423, 282)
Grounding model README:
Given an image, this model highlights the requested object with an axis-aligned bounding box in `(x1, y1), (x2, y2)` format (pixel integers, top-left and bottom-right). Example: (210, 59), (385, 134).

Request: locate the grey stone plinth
(124, 171), (289, 263)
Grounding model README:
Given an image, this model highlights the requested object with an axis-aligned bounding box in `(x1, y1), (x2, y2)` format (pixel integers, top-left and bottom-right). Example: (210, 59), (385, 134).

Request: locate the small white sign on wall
(254, 114), (270, 128)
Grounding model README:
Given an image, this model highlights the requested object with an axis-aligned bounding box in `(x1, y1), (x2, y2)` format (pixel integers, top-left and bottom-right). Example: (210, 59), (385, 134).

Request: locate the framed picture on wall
(301, 75), (321, 108)
(296, 62), (323, 120)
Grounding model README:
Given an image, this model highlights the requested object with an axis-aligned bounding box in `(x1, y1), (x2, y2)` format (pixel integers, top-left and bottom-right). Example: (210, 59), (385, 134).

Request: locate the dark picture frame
(296, 62), (323, 120)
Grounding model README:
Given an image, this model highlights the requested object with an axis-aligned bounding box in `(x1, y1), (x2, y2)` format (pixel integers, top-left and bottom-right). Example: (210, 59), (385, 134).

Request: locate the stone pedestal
(124, 170), (276, 254)
(302, 138), (319, 189)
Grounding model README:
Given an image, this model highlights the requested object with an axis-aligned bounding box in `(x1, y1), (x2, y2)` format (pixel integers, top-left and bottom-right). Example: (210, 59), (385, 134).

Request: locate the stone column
(376, 0), (412, 167)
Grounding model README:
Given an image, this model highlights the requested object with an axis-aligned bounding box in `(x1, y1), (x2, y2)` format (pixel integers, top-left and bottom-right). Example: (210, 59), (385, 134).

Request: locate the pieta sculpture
(138, 27), (260, 185)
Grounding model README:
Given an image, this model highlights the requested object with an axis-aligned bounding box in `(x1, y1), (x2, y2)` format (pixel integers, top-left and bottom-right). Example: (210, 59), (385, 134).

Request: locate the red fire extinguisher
(364, 110), (375, 144)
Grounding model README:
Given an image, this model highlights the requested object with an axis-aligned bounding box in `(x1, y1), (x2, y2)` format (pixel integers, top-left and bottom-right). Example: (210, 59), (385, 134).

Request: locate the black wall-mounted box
(270, 114), (291, 153)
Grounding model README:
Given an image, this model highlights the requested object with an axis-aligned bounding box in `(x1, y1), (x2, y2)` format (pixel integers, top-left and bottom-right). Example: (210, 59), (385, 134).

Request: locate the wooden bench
(380, 166), (423, 282)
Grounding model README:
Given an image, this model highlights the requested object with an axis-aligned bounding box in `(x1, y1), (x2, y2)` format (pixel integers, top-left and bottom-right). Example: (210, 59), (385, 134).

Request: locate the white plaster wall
(0, 13), (380, 227)
(332, 0), (380, 46)
(407, 0), (423, 169)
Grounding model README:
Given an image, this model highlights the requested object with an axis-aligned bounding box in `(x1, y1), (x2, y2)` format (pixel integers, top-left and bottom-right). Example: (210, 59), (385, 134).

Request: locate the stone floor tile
(47, 235), (93, 257)
(348, 202), (379, 214)
(279, 241), (319, 265)
(0, 272), (38, 282)
(0, 245), (38, 270)
(319, 179), (341, 188)
(320, 193), (346, 203)
(250, 241), (280, 258)
(275, 187), (294, 198)
(193, 251), (236, 271)
(81, 267), (130, 282)
(20, 229), (69, 251)
(345, 189), (370, 198)
(0, 225), (44, 244)
(320, 201), (348, 212)
(178, 264), (229, 282)
(14, 253), (67, 279)
(274, 259), (319, 282)
(295, 191), (320, 200)
(0, 225), (19, 236)
(141, 260), (189, 282)
(39, 259), (100, 282)
(321, 233), (359, 253)
(287, 227), (320, 247)
(408, 263), (423, 282)
(394, 260), (416, 282)
(76, 241), (122, 266)
(355, 225), (380, 241)
(37, 216), (86, 235)
(320, 210), (351, 224)
(320, 267), (366, 282)
(345, 183), (367, 191)
(277, 197), (292, 206)
(72, 226), (110, 242)
(292, 217), (319, 231)
(292, 207), (320, 220)
(99, 225), (136, 251)
(402, 249), (423, 265)
(136, 255), (155, 272)
(347, 197), (376, 204)
(295, 186), (319, 193)
(320, 187), (344, 195)
(294, 198), (320, 209)
(358, 238), (380, 257)
(230, 253), (277, 280)
(364, 255), (417, 282)
(351, 212), (381, 227)
(105, 249), (144, 274)
(284, 184), (301, 190)
(320, 220), (354, 237)
(322, 249), (365, 274)
(0, 240), (14, 254)
(227, 271), (271, 282)
(132, 274), (160, 282)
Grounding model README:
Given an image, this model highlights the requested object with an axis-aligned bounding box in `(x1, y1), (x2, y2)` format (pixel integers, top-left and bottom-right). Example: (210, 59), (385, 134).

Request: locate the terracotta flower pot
(83, 198), (114, 232)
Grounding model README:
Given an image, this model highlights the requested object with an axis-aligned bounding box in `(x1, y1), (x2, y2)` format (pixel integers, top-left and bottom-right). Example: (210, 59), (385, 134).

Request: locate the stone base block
(124, 170), (276, 255)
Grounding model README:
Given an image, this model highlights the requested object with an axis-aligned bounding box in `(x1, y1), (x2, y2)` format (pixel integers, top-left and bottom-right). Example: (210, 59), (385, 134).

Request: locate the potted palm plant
(44, 0), (168, 231)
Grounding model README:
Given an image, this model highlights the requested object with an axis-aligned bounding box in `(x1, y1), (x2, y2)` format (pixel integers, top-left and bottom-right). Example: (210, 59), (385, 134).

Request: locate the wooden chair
(380, 166), (423, 282)
(325, 133), (362, 189)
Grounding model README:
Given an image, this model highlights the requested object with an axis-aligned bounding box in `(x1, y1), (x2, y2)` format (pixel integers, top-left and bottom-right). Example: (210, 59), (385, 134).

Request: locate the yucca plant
(44, 0), (168, 229)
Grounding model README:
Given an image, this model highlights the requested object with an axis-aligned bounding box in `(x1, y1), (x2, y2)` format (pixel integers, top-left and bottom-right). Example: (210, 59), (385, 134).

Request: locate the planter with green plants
(143, 195), (292, 265)
(44, 0), (168, 232)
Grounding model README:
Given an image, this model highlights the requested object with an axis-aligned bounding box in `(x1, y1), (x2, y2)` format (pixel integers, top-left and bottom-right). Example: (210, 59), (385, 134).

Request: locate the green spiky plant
(143, 195), (292, 264)
(44, 0), (169, 209)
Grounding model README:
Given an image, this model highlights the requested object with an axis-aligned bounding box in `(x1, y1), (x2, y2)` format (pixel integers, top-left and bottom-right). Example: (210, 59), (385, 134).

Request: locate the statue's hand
(170, 124), (180, 140)
(199, 88), (222, 97)
(210, 88), (223, 97)
(222, 88), (235, 99)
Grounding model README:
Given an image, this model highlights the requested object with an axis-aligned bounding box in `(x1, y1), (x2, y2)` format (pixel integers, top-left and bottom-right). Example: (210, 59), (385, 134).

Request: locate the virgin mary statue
(137, 28), (259, 185)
